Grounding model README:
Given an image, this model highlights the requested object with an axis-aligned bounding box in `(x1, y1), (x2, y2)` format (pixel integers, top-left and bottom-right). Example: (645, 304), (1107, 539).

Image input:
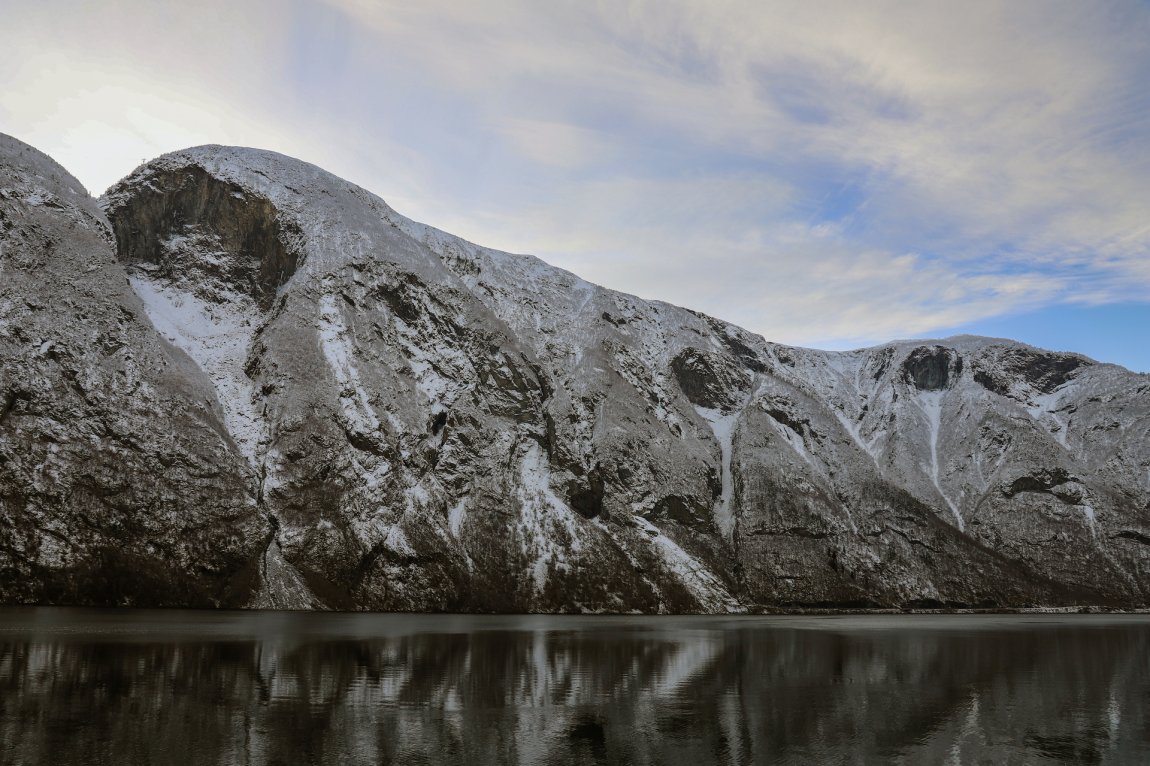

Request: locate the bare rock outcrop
(0, 135), (267, 606)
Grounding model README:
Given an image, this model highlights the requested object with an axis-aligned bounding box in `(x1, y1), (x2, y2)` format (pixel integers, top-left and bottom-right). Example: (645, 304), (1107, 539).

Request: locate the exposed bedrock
(103, 165), (300, 308)
(902, 345), (962, 390)
(671, 347), (750, 410)
(2, 133), (1149, 611)
(0, 135), (267, 608)
(972, 347), (1092, 397)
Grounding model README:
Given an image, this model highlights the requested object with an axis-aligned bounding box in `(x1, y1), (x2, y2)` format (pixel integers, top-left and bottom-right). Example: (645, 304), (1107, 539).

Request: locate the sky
(3, 0), (1149, 371)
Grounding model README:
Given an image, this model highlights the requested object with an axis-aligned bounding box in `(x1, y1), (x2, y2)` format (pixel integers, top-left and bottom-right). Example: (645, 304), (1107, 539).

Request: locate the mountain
(0, 135), (263, 606)
(2, 133), (1148, 611)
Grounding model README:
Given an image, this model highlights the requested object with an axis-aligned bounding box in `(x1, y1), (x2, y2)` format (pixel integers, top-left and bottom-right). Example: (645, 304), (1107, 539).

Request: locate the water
(2, 609), (1149, 765)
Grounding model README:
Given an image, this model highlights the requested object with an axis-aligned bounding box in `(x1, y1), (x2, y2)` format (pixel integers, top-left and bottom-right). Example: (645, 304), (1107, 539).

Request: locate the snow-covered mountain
(0, 135), (264, 606)
(3, 133), (1148, 610)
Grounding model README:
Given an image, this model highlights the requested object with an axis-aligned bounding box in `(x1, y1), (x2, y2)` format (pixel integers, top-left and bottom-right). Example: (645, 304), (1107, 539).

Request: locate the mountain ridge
(2, 133), (1147, 611)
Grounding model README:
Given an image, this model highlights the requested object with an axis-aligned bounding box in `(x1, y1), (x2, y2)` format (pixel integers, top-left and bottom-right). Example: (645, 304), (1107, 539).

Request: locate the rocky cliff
(0, 135), (264, 606)
(2, 133), (1147, 611)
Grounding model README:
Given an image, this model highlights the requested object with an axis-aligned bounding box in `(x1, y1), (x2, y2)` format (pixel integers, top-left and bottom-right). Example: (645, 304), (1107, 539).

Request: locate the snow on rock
(693, 405), (741, 540)
(129, 272), (265, 463)
(14, 135), (1135, 613)
(317, 289), (384, 440)
(1026, 388), (1073, 449)
(516, 441), (584, 593)
(833, 407), (883, 466)
(915, 389), (964, 530)
(447, 499), (467, 538)
(391, 315), (471, 412)
(247, 540), (324, 610)
(1, 133), (265, 609)
(633, 516), (743, 613)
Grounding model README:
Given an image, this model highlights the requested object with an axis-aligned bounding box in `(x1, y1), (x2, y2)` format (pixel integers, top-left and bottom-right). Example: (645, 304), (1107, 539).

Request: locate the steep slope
(102, 146), (729, 612)
(395, 218), (1150, 608)
(0, 135), (267, 606)
(88, 142), (1150, 611)
(777, 339), (1150, 603)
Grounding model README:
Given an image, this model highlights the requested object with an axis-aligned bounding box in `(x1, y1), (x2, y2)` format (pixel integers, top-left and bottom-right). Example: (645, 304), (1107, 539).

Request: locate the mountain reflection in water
(1, 610), (1149, 765)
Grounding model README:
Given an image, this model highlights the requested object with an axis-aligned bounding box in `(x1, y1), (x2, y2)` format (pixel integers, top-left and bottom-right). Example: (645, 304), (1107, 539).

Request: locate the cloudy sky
(4, 0), (1149, 370)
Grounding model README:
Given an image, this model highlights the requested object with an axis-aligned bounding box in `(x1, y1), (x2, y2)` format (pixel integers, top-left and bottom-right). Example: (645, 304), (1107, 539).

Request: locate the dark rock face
(973, 347), (1091, 397)
(1003, 468), (1076, 498)
(670, 348), (749, 410)
(902, 346), (961, 390)
(1, 135), (1148, 612)
(105, 165), (300, 309)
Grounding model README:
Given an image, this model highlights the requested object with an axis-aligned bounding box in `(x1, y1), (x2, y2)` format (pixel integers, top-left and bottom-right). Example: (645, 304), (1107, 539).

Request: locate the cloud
(494, 118), (617, 169)
(1, 2), (298, 192)
(319, 0), (1150, 345)
(4, 0), (1148, 351)
(0, 0), (427, 199)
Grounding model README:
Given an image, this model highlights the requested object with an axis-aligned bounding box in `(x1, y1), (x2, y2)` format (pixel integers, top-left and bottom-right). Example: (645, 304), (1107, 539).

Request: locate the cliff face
(0, 136), (266, 606)
(2, 133), (1148, 611)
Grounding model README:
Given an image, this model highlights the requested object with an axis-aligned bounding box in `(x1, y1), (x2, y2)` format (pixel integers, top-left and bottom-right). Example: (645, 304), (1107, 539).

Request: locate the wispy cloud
(318, 0), (1150, 344)
(3, 0), (1148, 351)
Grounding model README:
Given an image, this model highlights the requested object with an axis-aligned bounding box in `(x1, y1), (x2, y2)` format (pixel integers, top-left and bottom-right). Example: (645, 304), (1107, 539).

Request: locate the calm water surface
(1, 609), (1149, 765)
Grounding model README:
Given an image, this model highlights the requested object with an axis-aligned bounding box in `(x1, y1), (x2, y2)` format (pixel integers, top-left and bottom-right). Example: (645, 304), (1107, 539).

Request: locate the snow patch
(1080, 504), (1097, 536)
(392, 315), (470, 410)
(384, 524), (416, 556)
(834, 410), (882, 466)
(694, 405), (740, 540)
(351, 451), (391, 490)
(516, 442), (583, 593)
(448, 498), (467, 537)
(317, 290), (382, 438)
(633, 516), (743, 613)
(1026, 389), (1071, 449)
(769, 415), (811, 464)
(129, 274), (264, 463)
(916, 390), (964, 530)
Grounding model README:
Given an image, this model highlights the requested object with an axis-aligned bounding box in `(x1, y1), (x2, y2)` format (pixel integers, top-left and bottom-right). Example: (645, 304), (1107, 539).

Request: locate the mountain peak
(4, 133), (1149, 611)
